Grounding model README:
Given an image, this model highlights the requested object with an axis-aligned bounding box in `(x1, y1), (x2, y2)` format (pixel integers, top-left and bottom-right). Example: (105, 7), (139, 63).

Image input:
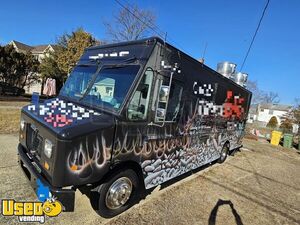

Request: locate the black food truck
(18, 37), (252, 217)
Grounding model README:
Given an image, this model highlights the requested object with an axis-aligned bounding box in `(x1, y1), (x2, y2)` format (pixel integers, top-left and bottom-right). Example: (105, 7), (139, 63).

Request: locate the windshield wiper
(78, 58), (137, 102)
(78, 63), (103, 101)
(104, 57), (137, 68)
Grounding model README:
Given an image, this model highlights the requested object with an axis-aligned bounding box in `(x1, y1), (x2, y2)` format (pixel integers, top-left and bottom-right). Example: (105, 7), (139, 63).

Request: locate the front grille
(26, 124), (43, 159)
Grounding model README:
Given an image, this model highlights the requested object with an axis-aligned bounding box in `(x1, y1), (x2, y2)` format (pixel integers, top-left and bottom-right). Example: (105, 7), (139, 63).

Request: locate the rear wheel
(91, 169), (141, 218)
(218, 144), (229, 163)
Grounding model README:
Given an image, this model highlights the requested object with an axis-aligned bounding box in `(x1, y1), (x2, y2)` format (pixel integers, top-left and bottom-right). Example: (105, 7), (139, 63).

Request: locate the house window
(261, 108), (264, 112)
(105, 87), (113, 95)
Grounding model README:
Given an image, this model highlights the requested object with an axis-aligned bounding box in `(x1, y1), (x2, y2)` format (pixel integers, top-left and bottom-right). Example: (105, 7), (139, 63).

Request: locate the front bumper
(17, 144), (75, 212)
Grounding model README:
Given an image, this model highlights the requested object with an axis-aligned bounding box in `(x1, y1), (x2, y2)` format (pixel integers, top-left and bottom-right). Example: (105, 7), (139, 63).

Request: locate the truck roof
(84, 37), (251, 94)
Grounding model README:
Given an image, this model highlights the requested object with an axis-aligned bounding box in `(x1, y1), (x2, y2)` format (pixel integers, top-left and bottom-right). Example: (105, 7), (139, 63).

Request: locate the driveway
(0, 135), (299, 225)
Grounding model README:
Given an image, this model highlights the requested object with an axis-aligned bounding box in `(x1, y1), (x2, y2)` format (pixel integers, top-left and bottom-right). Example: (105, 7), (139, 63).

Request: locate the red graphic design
(223, 91), (245, 119)
(27, 98), (101, 128)
(44, 114), (73, 128)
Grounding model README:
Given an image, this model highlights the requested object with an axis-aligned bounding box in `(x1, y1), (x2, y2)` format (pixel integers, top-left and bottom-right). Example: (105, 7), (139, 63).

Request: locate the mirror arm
(147, 121), (166, 127)
(150, 71), (174, 127)
(162, 71), (174, 121)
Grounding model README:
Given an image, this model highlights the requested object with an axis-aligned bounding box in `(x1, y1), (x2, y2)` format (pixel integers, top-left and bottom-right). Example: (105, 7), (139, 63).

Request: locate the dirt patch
(0, 136), (299, 225)
(106, 139), (300, 225)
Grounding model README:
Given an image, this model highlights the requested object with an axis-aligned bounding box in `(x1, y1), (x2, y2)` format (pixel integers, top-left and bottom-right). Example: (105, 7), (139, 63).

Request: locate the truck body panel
(18, 37), (252, 211)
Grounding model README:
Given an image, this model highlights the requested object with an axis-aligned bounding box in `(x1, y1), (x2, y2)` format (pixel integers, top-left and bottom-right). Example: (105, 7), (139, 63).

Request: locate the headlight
(20, 119), (25, 130)
(44, 139), (53, 158)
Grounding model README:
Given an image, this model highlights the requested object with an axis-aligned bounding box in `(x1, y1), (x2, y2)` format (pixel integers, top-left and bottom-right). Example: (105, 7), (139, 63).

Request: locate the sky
(0, 0), (299, 105)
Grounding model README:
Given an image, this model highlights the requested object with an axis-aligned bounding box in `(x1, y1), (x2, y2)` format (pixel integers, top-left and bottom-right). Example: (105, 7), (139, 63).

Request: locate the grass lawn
(0, 101), (29, 107)
(0, 101), (30, 134)
(0, 108), (22, 134)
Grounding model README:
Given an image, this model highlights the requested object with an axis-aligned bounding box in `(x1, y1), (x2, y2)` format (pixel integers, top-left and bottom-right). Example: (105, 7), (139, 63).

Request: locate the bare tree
(104, 4), (156, 42)
(293, 98), (300, 135)
(262, 91), (280, 104)
(247, 80), (280, 104)
(246, 80), (265, 104)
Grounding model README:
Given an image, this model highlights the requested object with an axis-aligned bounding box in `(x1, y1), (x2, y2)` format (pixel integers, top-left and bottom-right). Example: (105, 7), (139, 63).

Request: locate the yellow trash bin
(271, 131), (282, 146)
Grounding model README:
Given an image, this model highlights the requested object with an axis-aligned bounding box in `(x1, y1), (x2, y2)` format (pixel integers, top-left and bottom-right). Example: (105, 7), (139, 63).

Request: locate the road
(0, 134), (299, 225)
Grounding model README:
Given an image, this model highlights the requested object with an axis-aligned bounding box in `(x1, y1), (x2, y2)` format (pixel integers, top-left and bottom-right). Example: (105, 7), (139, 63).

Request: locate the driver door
(112, 68), (155, 162)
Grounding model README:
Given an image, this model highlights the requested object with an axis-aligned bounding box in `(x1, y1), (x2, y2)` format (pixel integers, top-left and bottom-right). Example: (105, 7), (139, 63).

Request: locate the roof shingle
(259, 103), (292, 111)
(31, 45), (49, 53)
(11, 40), (33, 52)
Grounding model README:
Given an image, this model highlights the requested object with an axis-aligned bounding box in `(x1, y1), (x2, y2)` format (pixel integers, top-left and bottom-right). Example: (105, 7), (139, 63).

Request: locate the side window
(127, 68), (153, 120)
(165, 82), (183, 121)
(155, 76), (183, 122)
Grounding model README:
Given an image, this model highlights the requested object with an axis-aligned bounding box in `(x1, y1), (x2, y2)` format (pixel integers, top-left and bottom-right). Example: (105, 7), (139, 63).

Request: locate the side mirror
(141, 85), (149, 99)
(156, 108), (166, 120)
(155, 85), (170, 121)
(159, 85), (169, 103)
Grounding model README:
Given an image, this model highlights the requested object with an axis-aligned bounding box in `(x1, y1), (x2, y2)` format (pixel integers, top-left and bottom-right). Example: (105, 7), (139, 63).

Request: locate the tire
(218, 144), (229, 163)
(91, 169), (141, 218)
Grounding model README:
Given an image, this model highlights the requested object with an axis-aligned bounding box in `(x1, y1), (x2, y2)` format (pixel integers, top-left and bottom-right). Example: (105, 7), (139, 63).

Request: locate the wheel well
(93, 160), (145, 190)
(224, 141), (230, 149)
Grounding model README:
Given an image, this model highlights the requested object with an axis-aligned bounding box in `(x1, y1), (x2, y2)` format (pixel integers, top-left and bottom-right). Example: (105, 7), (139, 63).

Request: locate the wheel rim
(105, 177), (133, 209)
(221, 147), (228, 159)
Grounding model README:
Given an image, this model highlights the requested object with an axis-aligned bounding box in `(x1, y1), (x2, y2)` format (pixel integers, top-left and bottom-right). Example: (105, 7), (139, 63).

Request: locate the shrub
(267, 116), (278, 129)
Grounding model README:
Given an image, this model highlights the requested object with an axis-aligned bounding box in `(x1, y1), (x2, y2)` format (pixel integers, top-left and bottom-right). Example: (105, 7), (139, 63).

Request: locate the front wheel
(91, 169), (141, 218)
(218, 144), (229, 163)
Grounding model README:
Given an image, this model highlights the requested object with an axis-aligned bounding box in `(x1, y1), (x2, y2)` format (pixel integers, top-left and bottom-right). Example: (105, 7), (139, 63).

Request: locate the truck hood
(22, 97), (115, 139)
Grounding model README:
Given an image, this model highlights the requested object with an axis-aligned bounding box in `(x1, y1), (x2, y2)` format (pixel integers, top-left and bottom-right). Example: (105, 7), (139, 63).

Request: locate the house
(9, 40), (59, 94)
(256, 103), (292, 125)
(248, 103), (299, 134)
(248, 103), (292, 124)
(247, 105), (258, 123)
(10, 40), (58, 62)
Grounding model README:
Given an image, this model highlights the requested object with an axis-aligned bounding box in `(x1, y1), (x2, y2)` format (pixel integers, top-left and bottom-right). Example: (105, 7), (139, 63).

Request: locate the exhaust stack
(217, 62), (248, 87)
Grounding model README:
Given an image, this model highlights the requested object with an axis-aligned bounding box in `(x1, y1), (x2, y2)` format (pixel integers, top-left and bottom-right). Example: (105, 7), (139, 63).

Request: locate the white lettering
(119, 51), (129, 56)
(193, 82), (214, 97)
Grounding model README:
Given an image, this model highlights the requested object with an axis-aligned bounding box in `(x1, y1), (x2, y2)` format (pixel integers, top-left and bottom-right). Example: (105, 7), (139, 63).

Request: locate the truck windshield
(60, 65), (140, 111)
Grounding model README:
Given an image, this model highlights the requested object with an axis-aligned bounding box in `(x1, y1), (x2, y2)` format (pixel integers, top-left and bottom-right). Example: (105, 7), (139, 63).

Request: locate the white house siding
(247, 114), (257, 124)
(256, 108), (287, 125)
(25, 81), (42, 94)
(292, 124), (299, 134)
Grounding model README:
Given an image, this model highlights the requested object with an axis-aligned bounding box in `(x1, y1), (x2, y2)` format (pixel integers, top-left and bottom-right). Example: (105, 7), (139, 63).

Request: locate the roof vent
(216, 62), (236, 78)
(232, 72), (248, 87)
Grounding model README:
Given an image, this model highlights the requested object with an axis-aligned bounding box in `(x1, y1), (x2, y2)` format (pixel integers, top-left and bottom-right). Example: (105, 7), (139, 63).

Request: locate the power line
(240, 0), (270, 71)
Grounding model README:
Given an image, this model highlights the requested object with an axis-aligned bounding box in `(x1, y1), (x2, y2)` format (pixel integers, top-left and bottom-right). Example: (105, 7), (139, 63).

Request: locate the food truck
(18, 37), (252, 217)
